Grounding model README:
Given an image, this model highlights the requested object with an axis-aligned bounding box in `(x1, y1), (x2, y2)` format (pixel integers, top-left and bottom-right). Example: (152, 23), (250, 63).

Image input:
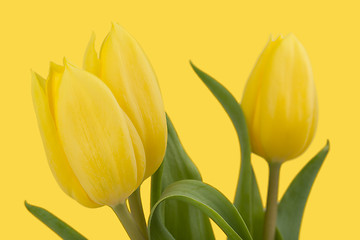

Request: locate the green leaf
(275, 229), (284, 240)
(149, 180), (253, 240)
(150, 115), (215, 240)
(277, 141), (330, 240)
(25, 201), (87, 240)
(250, 168), (265, 240)
(190, 62), (264, 238)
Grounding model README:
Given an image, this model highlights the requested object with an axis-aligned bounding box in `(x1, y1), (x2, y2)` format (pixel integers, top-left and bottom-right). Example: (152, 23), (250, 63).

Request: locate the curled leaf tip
(325, 140), (330, 150)
(189, 61), (198, 71)
(24, 201), (31, 209)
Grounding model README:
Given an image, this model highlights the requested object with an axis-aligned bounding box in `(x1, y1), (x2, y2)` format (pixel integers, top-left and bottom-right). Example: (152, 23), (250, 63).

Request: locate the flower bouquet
(27, 23), (329, 240)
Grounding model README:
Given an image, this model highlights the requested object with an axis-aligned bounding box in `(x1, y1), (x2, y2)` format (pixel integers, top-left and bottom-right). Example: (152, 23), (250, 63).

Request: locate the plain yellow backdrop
(1, 0), (359, 239)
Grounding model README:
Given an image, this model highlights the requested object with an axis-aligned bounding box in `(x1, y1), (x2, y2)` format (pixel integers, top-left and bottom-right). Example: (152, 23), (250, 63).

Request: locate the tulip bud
(241, 34), (318, 163)
(31, 24), (167, 207)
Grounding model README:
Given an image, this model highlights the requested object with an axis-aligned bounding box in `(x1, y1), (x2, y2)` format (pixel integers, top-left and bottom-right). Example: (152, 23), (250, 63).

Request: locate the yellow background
(1, 0), (359, 239)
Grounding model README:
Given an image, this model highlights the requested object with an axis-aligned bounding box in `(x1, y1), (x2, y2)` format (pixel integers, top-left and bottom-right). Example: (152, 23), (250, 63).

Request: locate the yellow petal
(123, 114), (146, 188)
(243, 34), (318, 162)
(241, 36), (283, 158)
(258, 34), (317, 160)
(99, 23), (167, 179)
(31, 71), (100, 208)
(46, 62), (64, 121)
(83, 33), (100, 76)
(56, 62), (142, 206)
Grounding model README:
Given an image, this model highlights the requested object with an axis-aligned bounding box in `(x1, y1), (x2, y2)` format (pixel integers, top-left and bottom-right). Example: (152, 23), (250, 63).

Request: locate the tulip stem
(129, 187), (148, 239)
(263, 162), (281, 240)
(112, 203), (147, 240)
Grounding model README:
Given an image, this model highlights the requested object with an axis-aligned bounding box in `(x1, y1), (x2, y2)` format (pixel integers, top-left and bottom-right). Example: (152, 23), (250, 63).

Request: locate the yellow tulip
(241, 34), (318, 163)
(31, 23), (167, 207)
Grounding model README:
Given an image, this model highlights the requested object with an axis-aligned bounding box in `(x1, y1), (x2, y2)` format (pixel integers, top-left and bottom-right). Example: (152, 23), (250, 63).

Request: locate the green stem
(129, 187), (148, 239)
(263, 162), (281, 240)
(112, 203), (146, 240)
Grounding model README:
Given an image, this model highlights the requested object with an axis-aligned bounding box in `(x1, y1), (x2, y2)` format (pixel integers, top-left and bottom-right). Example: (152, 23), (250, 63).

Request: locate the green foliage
(148, 180), (252, 240)
(277, 141), (330, 240)
(26, 63), (329, 240)
(190, 63), (329, 240)
(150, 115), (215, 240)
(25, 201), (87, 240)
(190, 62), (264, 239)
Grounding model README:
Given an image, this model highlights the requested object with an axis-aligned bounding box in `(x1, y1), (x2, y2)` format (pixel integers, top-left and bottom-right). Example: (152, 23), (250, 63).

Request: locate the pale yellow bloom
(241, 34), (318, 163)
(31, 23), (167, 207)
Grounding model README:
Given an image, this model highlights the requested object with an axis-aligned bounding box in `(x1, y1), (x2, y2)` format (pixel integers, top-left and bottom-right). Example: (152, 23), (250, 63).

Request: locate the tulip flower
(241, 34), (318, 163)
(241, 34), (318, 240)
(31, 23), (167, 209)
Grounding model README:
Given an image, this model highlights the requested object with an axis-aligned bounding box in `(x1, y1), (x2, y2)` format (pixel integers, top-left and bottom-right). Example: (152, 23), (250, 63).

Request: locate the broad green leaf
(25, 201), (87, 240)
(277, 141), (330, 240)
(149, 180), (253, 240)
(150, 115), (215, 240)
(190, 62), (264, 238)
